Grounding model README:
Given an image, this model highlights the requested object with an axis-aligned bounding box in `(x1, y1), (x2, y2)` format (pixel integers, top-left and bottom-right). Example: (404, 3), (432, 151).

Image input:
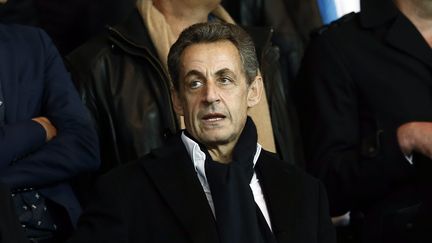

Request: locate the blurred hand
(32, 117), (57, 142)
(397, 122), (432, 159)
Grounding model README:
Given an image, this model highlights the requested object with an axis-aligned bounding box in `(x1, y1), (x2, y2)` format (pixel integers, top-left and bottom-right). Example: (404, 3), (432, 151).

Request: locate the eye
(219, 77), (233, 85)
(189, 80), (204, 89)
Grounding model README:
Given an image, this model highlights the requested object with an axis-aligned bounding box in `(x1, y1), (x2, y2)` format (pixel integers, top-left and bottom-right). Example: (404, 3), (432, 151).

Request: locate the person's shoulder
(97, 148), (169, 181)
(302, 12), (361, 58)
(92, 150), (175, 198)
(0, 23), (47, 42)
(311, 12), (360, 40)
(0, 24), (56, 61)
(0, 23), (39, 34)
(66, 28), (114, 71)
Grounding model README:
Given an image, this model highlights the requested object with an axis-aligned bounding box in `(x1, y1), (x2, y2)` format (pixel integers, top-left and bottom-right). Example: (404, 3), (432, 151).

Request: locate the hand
(397, 122), (432, 159)
(32, 117), (57, 142)
(331, 212), (350, 226)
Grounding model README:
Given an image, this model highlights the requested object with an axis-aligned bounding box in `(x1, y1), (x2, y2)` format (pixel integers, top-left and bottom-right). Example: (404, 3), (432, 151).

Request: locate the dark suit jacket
(68, 135), (335, 243)
(295, 0), (432, 241)
(0, 24), (100, 225)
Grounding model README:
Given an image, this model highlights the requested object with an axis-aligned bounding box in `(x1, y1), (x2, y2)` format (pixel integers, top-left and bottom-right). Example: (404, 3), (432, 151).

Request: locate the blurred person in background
(296, 0), (432, 242)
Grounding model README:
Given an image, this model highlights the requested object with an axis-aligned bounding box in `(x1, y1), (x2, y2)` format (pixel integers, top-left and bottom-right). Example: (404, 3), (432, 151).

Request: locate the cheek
(231, 91), (249, 108)
(229, 99), (249, 120)
(183, 99), (200, 120)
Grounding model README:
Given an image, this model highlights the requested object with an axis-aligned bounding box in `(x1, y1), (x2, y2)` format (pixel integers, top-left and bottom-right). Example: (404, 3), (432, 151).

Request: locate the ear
(247, 75), (263, 108)
(171, 87), (184, 116)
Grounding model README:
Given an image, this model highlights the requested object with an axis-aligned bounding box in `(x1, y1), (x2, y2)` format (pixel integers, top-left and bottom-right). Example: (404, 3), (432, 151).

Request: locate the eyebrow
(184, 68), (237, 80)
(215, 68), (237, 79)
(184, 70), (205, 80)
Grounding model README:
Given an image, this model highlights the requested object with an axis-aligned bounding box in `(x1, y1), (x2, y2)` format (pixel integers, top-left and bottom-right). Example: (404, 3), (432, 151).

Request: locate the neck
(395, 0), (432, 47)
(207, 143), (235, 164)
(153, 0), (217, 39)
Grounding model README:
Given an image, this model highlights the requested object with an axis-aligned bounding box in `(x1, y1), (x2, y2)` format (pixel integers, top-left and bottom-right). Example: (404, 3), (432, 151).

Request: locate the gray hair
(167, 22), (259, 91)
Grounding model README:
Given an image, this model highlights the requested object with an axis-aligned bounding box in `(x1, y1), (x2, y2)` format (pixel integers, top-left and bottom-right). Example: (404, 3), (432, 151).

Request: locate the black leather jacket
(67, 10), (300, 173)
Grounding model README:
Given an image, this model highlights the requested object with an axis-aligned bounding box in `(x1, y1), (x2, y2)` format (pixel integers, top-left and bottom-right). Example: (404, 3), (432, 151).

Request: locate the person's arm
(65, 37), (121, 173)
(0, 117), (57, 170)
(32, 116), (57, 142)
(295, 33), (408, 216)
(0, 120), (45, 168)
(0, 29), (100, 189)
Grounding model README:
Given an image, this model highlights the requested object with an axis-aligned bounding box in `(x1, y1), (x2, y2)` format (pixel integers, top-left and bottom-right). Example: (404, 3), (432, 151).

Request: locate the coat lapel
(361, 0), (432, 68)
(255, 153), (299, 243)
(385, 14), (432, 69)
(141, 136), (219, 243)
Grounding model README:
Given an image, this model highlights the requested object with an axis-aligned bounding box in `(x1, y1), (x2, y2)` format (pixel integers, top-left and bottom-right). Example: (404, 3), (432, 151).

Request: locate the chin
(199, 133), (232, 146)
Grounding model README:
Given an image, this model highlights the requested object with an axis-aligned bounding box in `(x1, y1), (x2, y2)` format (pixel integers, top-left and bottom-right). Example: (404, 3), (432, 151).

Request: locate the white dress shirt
(181, 132), (272, 230)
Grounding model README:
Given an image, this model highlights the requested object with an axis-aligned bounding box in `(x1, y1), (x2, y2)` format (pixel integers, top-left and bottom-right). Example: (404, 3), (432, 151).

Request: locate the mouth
(201, 113), (226, 122)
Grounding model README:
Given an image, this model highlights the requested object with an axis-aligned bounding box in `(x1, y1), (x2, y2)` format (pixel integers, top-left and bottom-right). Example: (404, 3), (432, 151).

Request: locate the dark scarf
(185, 117), (276, 243)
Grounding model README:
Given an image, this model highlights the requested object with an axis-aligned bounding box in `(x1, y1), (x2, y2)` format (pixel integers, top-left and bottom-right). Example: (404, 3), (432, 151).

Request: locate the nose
(203, 81), (220, 104)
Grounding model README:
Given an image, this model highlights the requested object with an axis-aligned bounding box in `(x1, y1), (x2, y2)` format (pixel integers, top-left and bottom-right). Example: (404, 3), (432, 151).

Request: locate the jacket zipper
(108, 26), (179, 134)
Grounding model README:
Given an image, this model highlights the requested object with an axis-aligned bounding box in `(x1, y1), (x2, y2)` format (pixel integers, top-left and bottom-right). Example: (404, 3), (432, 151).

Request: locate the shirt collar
(180, 131), (262, 179)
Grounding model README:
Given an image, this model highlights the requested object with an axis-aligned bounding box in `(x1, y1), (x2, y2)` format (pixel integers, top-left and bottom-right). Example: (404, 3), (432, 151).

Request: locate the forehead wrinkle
(180, 41), (244, 87)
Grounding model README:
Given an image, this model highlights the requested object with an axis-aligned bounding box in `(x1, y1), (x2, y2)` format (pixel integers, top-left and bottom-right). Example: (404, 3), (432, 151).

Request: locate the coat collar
(142, 135), (308, 243)
(143, 135), (301, 243)
(360, 0), (432, 68)
(385, 14), (432, 68)
(140, 135), (219, 243)
(108, 9), (159, 57)
(359, 0), (399, 28)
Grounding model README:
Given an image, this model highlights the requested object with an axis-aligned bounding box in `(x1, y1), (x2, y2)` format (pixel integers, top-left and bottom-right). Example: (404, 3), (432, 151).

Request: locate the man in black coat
(67, 0), (297, 178)
(67, 22), (336, 243)
(295, 0), (432, 242)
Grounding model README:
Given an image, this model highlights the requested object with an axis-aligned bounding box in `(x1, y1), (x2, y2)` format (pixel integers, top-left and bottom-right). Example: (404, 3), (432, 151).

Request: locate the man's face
(172, 40), (262, 148)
